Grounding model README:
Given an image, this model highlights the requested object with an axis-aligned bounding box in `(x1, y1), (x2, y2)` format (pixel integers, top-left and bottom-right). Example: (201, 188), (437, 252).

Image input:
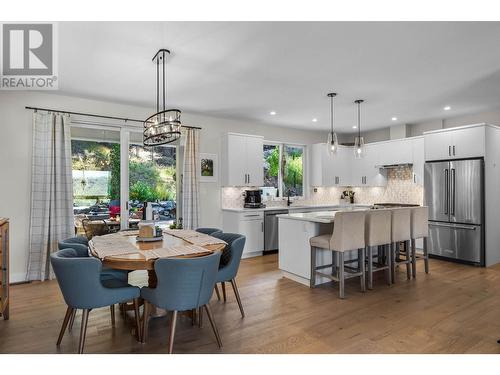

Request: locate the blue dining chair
(58, 236), (129, 282)
(140, 252), (222, 353)
(57, 237), (131, 331)
(50, 248), (141, 354)
(210, 233), (246, 318)
(195, 227), (223, 236)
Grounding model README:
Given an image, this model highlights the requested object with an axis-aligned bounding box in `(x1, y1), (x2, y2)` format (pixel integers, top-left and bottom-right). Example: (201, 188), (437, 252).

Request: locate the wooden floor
(2, 253), (500, 354)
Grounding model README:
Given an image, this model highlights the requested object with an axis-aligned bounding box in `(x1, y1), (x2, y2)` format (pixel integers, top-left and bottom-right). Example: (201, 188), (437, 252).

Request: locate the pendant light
(326, 92), (338, 156)
(144, 49), (182, 146)
(353, 99), (365, 159)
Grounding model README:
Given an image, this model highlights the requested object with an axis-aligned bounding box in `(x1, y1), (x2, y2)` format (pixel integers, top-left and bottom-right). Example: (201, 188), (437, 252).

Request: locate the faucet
(287, 190), (292, 206)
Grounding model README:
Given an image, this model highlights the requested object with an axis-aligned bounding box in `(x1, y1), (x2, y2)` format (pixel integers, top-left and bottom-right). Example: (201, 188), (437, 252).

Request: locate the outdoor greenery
(264, 145), (303, 196)
(71, 140), (176, 206)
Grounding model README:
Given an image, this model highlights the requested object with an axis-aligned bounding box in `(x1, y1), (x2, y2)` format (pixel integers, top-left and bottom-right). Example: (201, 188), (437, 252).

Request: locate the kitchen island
(277, 206), (370, 286)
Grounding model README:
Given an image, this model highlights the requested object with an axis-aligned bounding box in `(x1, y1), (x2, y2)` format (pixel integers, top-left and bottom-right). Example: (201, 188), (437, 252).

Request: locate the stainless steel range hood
(375, 163), (413, 169)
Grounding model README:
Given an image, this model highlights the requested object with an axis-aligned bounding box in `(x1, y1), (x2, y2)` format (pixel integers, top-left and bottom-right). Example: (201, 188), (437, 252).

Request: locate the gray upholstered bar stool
(365, 209), (392, 289)
(390, 208), (412, 282)
(309, 210), (366, 299)
(410, 206), (430, 277)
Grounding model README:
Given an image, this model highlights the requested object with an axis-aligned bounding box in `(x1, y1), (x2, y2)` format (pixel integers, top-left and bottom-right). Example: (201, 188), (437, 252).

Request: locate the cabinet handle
(261, 221), (264, 232)
(448, 145), (451, 156)
(248, 174), (250, 184)
(453, 145), (455, 156)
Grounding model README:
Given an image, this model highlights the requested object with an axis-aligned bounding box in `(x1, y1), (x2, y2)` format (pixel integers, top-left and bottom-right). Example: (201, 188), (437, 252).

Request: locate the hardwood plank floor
(1, 253), (500, 354)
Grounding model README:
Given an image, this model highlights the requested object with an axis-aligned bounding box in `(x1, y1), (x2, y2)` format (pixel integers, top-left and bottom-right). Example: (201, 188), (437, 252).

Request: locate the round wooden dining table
(90, 232), (226, 288)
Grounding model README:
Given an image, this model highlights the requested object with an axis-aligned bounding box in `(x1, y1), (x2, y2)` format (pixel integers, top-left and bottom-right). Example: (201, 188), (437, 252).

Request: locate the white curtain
(182, 128), (200, 229)
(27, 112), (74, 281)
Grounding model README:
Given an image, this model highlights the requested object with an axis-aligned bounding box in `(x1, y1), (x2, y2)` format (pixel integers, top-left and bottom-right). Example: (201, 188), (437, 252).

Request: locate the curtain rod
(25, 106), (202, 130)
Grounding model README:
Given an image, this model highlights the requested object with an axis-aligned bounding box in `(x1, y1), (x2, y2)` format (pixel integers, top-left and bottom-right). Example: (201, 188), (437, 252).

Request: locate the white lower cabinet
(222, 211), (264, 257)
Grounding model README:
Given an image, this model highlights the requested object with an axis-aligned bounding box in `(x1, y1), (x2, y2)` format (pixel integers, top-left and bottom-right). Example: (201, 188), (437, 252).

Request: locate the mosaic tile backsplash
(222, 166), (423, 209)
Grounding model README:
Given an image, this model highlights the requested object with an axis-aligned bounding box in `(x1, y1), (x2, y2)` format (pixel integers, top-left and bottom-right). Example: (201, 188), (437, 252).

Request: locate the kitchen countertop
(276, 206), (370, 223)
(222, 204), (371, 213)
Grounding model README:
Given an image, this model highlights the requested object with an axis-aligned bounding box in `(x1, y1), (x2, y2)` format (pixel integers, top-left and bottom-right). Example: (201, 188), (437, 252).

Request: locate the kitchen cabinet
(0, 218), (9, 320)
(322, 145), (352, 187)
(412, 137), (425, 185)
(378, 138), (413, 165)
(222, 211), (264, 257)
(424, 125), (485, 161)
(352, 143), (387, 187)
(222, 133), (264, 186)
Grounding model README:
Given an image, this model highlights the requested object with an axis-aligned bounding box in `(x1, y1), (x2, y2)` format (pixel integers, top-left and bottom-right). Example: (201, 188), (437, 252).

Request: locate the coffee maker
(244, 189), (265, 209)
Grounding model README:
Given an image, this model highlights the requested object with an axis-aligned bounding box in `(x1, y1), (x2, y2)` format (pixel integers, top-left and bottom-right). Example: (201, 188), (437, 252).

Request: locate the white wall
(0, 91), (325, 282)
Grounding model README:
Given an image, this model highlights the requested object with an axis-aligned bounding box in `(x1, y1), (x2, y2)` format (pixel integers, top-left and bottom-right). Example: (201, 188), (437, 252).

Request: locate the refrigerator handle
(444, 169), (449, 215)
(451, 168), (456, 216)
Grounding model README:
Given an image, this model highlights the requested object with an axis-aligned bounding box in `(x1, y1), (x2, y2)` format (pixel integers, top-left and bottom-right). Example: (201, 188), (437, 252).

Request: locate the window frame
(263, 140), (307, 198)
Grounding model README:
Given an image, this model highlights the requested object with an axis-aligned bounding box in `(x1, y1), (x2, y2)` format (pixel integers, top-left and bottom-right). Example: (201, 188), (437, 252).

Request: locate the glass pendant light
(353, 99), (365, 159)
(326, 92), (338, 156)
(144, 49), (182, 146)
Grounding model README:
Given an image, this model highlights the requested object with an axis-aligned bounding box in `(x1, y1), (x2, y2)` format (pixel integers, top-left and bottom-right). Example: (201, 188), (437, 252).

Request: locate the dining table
(89, 229), (226, 288)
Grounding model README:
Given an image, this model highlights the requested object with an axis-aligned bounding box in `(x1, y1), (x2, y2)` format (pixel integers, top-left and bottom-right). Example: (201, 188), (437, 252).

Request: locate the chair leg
(411, 239), (417, 278)
(214, 284), (221, 300)
(168, 311), (178, 354)
(198, 306), (203, 328)
(384, 245), (392, 285)
(78, 309), (90, 354)
(221, 282), (227, 302)
(191, 309), (197, 326)
(405, 240), (411, 279)
(57, 306), (74, 346)
(423, 237), (429, 273)
(230, 279), (245, 318)
(68, 309), (77, 331)
(338, 252), (345, 299)
(141, 301), (150, 344)
(133, 298), (141, 342)
(359, 248), (366, 293)
(391, 243), (397, 284)
(204, 304), (223, 348)
(110, 304), (115, 327)
(310, 246), (316, 288)
(367, 246), (373, 290)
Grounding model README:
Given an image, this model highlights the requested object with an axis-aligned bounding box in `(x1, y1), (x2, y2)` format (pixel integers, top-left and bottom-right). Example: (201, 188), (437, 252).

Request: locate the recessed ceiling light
(312, 118), (318, 122)
(270, 111), (277, 115)
(352, 126), (357, 129)
(444, 106), (451, 111)
(391, 117), (398, 121)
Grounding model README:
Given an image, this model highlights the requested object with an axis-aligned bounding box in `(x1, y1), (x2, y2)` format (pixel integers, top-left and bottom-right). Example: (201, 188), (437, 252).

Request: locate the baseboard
(9, 272), (27, 284)
(242, 251), (263, 259)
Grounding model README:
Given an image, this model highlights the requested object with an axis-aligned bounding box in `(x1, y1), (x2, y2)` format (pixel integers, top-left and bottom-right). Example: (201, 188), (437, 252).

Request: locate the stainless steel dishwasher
(264, 209), (288, 252)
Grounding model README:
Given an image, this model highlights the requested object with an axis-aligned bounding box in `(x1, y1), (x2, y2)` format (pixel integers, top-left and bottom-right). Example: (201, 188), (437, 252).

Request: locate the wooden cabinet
(424, 125), (485, 161)
(222, 211), (264, 257)
(222, 133), (264, 186)
(0, 218), (9, 320)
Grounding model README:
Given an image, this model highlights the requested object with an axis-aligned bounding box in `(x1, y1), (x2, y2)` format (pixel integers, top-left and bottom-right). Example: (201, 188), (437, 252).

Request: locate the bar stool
(410, 206), (430, 277)
(390, 208), (412, 282)
(365, 209), (392, 289)
(309, 210), (366, 299)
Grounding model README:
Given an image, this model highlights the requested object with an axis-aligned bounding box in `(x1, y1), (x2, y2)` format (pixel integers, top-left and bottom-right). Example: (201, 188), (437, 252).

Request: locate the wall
(0, 91), (326, 282)
(222, 167), (423, 208)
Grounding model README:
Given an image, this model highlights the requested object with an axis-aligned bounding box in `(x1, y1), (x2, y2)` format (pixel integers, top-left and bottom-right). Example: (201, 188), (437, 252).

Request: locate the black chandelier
(144, 49), (182, 146)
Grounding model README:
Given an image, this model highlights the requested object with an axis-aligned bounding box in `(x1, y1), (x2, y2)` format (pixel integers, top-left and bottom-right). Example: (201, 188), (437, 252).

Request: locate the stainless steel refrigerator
(424, 158), (484, 265)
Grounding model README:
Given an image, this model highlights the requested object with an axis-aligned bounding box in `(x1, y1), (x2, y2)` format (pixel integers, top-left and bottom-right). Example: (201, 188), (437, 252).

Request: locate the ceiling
(58, 21), (500, 133)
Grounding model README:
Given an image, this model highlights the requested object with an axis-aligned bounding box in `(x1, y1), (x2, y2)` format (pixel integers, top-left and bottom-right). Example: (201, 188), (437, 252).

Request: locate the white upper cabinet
(321, 145), (352, 186)
(222, 133), (264, 186)
(424, 125), (485, 161)
(412, 137), (425, 185)
(378, 138), (413, 165)
(352, 143), (387, 187)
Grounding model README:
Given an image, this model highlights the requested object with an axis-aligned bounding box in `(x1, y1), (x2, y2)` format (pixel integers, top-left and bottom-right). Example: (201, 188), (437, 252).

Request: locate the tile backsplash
(222, 166), (423, 209)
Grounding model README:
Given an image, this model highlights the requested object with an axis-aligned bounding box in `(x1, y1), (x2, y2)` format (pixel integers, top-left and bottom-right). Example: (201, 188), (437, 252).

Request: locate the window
(262, 143), (305, 198)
